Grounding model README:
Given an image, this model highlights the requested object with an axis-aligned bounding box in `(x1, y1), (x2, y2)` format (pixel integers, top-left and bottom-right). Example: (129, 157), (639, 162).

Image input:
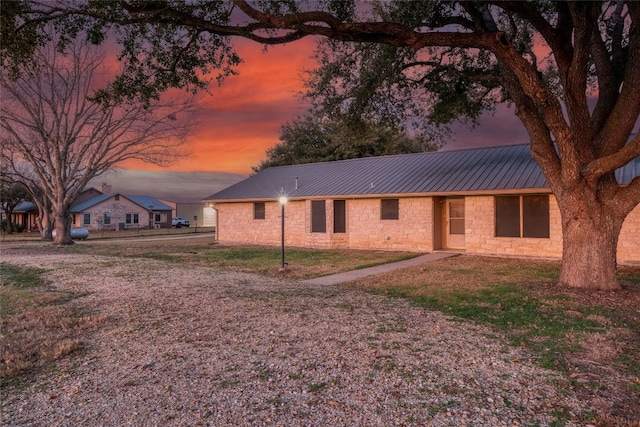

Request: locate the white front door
(446, 198), (465, 249)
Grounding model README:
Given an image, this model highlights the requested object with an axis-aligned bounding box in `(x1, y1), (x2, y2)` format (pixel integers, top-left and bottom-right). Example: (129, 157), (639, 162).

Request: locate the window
(495, 196), (520, 237)
(83, 213), (91, 226)
(495, 195), (549, 238)
(522, 195), (550, 238)
(254, 202), (265, 220)
(381, 199), (399, 220)
(311, 200), (326, 233)
(155, 213), (167, 223)
(125, 213), (139, 224)
(333, 200), (346, 233)
(103, 213), (111, 225)
(448, 199), (465, 235)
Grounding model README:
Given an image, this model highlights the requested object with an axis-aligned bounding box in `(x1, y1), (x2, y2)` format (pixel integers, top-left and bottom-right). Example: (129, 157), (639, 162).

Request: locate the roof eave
(206, 187), (553, 203)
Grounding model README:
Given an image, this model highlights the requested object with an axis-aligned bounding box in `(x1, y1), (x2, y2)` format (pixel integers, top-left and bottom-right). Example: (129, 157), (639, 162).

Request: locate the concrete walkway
(302, 252), (459, 286)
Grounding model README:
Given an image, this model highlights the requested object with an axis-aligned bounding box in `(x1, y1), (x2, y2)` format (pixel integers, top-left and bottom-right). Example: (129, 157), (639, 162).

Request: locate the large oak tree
(2, 1), (639, 289)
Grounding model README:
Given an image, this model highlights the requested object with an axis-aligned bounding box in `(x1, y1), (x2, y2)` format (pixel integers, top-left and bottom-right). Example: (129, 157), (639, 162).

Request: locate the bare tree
(0, 33), (192, 245)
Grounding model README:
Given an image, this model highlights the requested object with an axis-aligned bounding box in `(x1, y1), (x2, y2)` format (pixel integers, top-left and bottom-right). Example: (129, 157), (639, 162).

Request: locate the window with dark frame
(495, 196), (520, 237)
(381, 199), (399, 220)
(254, 202), (265, 220)
(495, 195), (550, 238)
(523, 195), (550, 238)
(83, 213), (91, 226)
(311, 200), (326, 233)
(333, 200), (346, 233)
(125, 213), (140, 224)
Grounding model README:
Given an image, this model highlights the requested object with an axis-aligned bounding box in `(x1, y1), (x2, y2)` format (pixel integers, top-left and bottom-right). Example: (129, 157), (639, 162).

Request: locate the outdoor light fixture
(279, 196), (288, 270)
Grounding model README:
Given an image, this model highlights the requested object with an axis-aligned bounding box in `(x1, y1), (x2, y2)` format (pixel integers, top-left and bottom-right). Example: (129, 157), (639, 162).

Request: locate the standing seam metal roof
(205, 144), (639, 201)
(70, 194), (172, 212)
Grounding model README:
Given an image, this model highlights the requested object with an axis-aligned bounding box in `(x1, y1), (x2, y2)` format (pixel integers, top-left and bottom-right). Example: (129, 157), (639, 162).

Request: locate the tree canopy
(2, 1), (639, 289)
(253, 112), (438, 172)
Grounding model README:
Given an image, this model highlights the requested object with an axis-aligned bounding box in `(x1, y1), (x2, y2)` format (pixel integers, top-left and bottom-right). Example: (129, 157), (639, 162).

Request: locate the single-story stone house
(203, 144), (640, 264)
(71, 193), (173, 230)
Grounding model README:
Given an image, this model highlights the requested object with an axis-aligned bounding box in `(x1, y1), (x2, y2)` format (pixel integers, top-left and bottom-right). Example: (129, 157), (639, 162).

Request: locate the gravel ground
(1, 253), (593, 426)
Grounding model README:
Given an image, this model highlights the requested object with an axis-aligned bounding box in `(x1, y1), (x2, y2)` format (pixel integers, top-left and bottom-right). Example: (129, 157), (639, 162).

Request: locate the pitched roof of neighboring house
(70, 193), (172, 212)
(127, 195), (173, 211)
(12, 201), (38, 213)
(204, 144), (640, 202)
(71, 193), (112, 212)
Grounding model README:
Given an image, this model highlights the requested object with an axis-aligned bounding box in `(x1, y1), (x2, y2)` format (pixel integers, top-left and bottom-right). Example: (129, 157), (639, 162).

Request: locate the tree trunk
(5, 211), (14, 234)
(40, 212), (53, 241)
(52, 209), (74, 246)
(558, 195), (623, 291)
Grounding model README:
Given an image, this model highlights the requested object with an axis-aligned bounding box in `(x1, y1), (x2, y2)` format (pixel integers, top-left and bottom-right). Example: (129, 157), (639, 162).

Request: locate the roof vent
(370, 182), (375, 189)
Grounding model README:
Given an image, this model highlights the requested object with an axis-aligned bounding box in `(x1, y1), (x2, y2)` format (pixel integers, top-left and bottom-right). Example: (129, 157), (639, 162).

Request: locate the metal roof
(205, 144), (640, 201)
(127, 195), (173, 211)
(71, 194), (172, 212)
(71, 193), (112, 212)
(12, 201), (37, 212)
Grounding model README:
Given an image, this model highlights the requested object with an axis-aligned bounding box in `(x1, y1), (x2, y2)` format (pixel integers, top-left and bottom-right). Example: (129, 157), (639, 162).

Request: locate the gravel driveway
(1, 253), (590, 426)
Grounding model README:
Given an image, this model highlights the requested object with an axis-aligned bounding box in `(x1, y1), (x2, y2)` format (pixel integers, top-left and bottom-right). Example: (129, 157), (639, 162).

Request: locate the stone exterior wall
(619, 203), (640, 264)
(345, 198), (434, 251)
(464, 195), (563, 259)
(73, 197), (153, 230)
(216, 197), (434, 251)
(215, 195), (639, 263)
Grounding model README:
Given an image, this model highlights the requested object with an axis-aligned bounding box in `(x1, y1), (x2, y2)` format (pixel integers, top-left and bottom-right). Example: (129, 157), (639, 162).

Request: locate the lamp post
(279, 196), (288, 270)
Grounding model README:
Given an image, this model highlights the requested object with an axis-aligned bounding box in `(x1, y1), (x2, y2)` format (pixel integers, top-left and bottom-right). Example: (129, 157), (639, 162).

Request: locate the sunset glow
(121, 37), (318, 175)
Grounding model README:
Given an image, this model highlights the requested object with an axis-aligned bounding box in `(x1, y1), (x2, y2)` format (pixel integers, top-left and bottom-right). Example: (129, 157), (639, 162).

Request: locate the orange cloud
(121, 37), (319, 174)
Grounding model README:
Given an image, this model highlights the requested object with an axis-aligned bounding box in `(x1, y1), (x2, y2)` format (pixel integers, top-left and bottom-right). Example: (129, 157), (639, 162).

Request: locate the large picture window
(254, 202), (265, 220)
(381, 199), (399, 220)
(333, 200), (346, 233)
(495, 195), (550, 238)
(311, 200), (326, 233)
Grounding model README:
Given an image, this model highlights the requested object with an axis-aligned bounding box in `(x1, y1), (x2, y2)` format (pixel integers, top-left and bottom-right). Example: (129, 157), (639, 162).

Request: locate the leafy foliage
(253, 112), (438, 171)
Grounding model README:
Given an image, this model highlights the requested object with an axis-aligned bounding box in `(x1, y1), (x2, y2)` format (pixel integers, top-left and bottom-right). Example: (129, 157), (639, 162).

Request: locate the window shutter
(333, 200), (346, 233)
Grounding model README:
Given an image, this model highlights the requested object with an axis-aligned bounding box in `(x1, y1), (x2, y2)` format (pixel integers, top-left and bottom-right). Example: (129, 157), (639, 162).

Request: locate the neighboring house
(7, 187), (106, 232)
(71, 193), (173, 230)
(6, 201), (39, 231)
(203, 144), (640, 264)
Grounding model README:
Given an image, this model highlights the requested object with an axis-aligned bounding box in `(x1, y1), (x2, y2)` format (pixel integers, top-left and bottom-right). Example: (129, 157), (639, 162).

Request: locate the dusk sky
(90, 36), (535, 203)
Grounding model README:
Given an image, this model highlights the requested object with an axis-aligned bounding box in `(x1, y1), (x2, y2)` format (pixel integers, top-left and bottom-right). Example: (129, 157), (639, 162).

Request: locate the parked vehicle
(172, 217), (190, 228)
